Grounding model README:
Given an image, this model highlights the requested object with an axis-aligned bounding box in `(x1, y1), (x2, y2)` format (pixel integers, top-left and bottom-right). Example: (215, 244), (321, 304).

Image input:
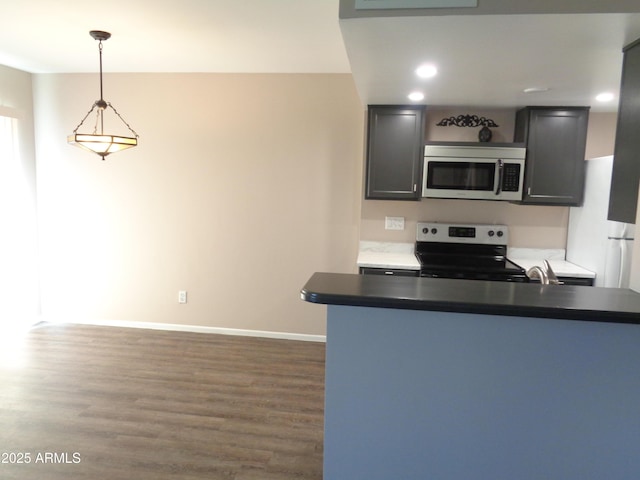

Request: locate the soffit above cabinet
(340, 0), (640, 18)
(339, 0), (640, 112)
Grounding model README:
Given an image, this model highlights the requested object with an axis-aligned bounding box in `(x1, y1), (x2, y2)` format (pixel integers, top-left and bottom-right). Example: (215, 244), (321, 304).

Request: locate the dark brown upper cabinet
(365, 105), (426, 200)
(608, 37), (640, 224)
(514, 106), (589, 206)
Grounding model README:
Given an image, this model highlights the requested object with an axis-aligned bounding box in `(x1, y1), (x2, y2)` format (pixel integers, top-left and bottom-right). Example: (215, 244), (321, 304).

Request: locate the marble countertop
(357, 242), (594, 278)
(507, 248), (595, 279)
(510, 258), (595, 278)
(356, 242), (420, 270)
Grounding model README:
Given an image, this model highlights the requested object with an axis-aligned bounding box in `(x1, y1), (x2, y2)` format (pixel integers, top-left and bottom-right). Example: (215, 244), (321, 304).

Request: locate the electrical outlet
(385, 216), (405, 230)
(178, 290), (187, 304)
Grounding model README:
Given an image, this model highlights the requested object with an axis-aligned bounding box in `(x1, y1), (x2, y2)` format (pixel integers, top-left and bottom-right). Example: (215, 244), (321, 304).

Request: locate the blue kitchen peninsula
(301, 272), (640, 480)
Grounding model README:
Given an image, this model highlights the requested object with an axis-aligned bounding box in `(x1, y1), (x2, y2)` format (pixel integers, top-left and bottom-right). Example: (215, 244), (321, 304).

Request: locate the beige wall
(585, 111), (618, 159)
(33, 73), (364, 336)
(0, 64), (39, 326)
(360, 107), (618, 248)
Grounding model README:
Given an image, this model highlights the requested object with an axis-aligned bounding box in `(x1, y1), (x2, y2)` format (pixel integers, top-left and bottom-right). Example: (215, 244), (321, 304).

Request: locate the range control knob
(422, 228), (429, 234)
(497, 230), (504, 237)
(488, 230), (495, 237)
(431, 228), (438, 235)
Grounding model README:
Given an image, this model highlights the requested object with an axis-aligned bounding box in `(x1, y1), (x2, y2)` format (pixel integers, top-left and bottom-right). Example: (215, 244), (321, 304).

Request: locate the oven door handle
(495, 159), (504, 195)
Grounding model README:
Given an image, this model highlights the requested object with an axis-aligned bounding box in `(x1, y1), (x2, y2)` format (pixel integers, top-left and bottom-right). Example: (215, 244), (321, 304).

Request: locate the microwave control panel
(502, 163), (521, 192)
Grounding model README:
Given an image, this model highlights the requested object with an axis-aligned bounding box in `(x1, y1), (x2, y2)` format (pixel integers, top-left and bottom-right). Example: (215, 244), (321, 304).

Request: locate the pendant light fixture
(68, 30), (138, 160)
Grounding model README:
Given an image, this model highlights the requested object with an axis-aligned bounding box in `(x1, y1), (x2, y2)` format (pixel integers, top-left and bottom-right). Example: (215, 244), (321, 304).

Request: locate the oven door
(422, 157), (524, 201)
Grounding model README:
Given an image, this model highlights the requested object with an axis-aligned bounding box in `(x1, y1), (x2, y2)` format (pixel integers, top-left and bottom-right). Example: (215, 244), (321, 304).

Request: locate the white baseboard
(38, 317), (326, 343)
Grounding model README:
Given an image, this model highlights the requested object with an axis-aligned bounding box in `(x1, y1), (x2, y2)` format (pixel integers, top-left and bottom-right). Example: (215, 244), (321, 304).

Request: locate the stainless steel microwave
(422, 143), (526, 201)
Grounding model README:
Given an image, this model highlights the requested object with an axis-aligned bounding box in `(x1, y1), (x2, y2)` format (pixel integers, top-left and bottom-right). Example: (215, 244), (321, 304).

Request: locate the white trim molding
(38, 317), (326, 343)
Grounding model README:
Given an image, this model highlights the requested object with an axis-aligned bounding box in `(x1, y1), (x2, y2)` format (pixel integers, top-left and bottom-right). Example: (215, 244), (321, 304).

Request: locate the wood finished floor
(0, 323), (326, 480)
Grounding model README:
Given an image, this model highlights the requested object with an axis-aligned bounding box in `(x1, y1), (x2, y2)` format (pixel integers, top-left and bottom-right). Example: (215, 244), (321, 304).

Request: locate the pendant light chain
(97, 39), (105, 136)
(108, 102), (139, 138)
(93, 109), (101, 135)
(98, 39), (104, 102)
(71, 103), (100, 134)
(70, 100), (139, 138)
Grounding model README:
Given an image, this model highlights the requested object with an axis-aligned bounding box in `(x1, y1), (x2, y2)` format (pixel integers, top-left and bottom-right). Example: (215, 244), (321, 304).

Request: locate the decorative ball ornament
(478, 126), (492, 142)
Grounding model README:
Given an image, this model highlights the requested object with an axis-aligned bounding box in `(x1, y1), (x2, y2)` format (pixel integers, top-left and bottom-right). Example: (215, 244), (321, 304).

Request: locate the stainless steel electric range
(415, 222), (528, 282)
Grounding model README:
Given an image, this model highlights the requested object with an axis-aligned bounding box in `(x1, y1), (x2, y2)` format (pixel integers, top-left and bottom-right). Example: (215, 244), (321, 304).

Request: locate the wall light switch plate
(385, 216), (405, 230)
(178, 290), (187, 304)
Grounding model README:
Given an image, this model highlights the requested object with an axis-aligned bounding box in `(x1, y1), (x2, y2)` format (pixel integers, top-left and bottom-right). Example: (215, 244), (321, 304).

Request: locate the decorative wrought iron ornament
(436, 115), (499, 128)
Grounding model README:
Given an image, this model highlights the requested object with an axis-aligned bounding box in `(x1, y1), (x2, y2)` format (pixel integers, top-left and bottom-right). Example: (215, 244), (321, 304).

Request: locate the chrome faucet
(527, 260), (563, 285)
(527, 266), (549, 284)
(543, 260), (563, 285)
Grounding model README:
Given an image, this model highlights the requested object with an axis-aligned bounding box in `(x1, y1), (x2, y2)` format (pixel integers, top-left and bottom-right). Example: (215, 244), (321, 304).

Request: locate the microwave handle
(495, 159), (504, 195)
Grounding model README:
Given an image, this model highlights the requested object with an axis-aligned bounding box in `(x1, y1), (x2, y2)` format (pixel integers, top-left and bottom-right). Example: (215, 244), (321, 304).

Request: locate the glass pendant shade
(68, 31), (138, 160)
(67, 133), (137, 157)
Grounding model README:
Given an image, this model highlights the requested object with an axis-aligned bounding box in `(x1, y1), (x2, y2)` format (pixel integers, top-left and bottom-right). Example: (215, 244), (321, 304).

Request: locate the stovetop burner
(415, 222), (528, 282)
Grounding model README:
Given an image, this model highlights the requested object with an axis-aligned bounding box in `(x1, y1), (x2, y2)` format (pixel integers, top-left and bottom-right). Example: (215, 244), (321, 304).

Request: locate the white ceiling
(1, 1), (640, 112)
(0, 0), (350, 73)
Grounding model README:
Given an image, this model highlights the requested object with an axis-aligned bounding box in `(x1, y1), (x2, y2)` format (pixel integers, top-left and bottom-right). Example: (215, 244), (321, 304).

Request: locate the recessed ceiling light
(408, 91), (425, 102)
(416, 64), (438, 79)
(523, 87), (550, 93)
(595, 92), (615, 102)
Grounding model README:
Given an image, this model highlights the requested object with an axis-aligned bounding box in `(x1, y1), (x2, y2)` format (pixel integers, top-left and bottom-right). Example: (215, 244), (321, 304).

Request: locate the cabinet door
(365, 105), (425, 200)
(515, 107), (589, 206)
(608, 38), (640, 224)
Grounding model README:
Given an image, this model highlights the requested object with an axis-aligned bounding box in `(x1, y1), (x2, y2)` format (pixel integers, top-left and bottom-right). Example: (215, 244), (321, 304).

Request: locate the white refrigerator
(567, 156), (635, 288)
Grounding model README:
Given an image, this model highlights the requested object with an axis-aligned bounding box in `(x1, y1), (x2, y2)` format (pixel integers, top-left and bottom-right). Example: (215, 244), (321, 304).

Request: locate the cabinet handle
(384, 271), (394, 275)
(413, 184), (417, 192)
(495, 159), (504, 195)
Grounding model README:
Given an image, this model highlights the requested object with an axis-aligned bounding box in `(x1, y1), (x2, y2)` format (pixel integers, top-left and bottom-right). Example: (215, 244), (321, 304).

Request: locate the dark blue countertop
(301, 272), (640, 325)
